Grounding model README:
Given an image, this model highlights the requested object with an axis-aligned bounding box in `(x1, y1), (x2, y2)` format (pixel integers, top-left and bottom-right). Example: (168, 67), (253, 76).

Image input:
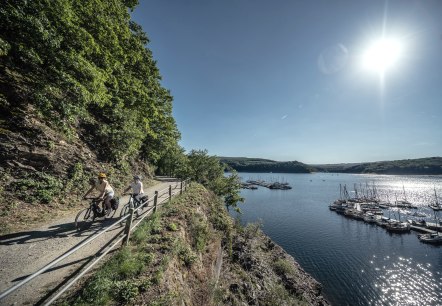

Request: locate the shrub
(11, 172), (62, 204)
(115, 280), (139, 303)
(167, 222), (178, 231)
(273, 259), (295, 276)
(190, 214), (209, 252)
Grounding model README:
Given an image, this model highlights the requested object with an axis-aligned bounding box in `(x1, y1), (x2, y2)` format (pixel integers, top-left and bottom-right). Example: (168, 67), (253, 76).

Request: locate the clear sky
(131, 0), (442, 164)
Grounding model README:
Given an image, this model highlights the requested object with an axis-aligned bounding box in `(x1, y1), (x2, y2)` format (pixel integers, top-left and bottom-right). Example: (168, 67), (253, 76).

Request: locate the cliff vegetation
(59, 184), (328, 306)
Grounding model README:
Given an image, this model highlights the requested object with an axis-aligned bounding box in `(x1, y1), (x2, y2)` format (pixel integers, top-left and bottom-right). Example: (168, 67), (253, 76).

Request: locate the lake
(231, 172), (442, 306)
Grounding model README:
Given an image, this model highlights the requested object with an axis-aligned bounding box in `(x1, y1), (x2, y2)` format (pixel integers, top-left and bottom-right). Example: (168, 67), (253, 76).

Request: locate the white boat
(386, 208), (410, 233)
(394, 186), (418, 209)
(418, 232), (442, 245)
(386, 221), (411, 233)
(363, 213), (378, 223)
(428, 188), (442, 211)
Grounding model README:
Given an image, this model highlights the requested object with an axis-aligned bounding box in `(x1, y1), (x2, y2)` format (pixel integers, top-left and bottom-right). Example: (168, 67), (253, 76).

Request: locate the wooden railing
(0, 178), (191, 305)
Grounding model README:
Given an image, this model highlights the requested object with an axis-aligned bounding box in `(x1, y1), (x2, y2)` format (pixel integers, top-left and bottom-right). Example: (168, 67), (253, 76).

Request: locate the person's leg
(104, 192), (114, 212)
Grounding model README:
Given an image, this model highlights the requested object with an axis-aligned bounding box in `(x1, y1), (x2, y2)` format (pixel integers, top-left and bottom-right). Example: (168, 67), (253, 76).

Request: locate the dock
(410, 225), (437, 234)
(242, 180), (292, 190)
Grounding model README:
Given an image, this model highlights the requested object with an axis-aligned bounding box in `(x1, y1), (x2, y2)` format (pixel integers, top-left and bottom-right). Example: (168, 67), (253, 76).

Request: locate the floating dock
(410, 225), (437, 234)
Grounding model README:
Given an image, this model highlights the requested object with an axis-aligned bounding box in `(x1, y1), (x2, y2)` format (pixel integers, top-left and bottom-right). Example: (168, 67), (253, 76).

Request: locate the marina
(329, 183), (442, 244)
(233, 172), (442, 306)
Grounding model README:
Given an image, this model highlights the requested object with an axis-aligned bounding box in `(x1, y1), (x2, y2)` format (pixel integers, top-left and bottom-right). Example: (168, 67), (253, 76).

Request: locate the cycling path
(0, 177), (180, 306)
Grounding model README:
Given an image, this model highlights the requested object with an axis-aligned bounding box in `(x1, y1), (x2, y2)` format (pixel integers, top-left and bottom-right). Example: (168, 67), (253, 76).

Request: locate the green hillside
(313, 157), (442, 175)
(0, 1), (242, 234)
(219, 157), (313, 173)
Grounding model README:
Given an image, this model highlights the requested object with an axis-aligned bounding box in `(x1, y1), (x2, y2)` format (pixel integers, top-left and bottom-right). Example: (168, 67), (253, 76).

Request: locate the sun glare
(363, 38), (403, 74)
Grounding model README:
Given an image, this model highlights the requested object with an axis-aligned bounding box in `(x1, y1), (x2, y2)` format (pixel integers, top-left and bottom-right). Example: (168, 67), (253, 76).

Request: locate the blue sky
(132, 0), (442, 164)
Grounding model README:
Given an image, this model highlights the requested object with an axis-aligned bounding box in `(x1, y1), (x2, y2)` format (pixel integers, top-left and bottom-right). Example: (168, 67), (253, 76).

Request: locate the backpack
(111, 197), (119, 210)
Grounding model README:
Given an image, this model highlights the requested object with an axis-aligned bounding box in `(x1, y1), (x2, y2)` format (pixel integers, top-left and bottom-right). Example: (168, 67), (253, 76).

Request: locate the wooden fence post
(169, 185), (172, 202)
(153, 191), (158, 213)
(123, 207), (134, 246)
(180, 181), (183, 195)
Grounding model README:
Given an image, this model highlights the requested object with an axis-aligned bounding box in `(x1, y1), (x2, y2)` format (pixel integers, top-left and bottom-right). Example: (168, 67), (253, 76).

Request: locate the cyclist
(123, 175), (145, 203)
(83, 173), (115, 214)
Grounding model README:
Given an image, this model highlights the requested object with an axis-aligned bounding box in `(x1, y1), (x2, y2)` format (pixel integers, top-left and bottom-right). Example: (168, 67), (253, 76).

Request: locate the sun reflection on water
(373, 256), (441, 306)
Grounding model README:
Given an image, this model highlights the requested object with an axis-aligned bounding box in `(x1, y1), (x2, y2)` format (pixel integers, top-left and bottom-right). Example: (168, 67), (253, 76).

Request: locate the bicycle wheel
(75, 208), (94, 231)
(119, 204), (130, 226)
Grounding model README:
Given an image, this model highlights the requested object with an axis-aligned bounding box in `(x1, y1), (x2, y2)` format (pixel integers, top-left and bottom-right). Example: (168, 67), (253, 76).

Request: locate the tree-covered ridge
(219, 157), (313, 173)
(0, 1), (246, 235)
(313, 157), (442, 175)
(0, 0), (179, 166)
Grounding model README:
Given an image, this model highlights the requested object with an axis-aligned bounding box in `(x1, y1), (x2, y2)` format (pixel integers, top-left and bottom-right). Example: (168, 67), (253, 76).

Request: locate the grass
(59, 183), (315, 306)
(273, 259), (296, 276)
(190, 213), (209, 252)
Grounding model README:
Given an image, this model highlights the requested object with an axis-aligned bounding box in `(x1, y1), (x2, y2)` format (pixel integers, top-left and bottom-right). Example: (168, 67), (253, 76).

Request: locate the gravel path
(0, 178), (181, 306)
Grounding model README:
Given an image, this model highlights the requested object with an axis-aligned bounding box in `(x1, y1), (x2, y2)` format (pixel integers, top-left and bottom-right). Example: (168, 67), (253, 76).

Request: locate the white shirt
(130, 180), (144, 195)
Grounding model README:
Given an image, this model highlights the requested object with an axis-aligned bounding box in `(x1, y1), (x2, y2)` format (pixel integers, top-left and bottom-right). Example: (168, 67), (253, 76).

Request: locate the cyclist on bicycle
(123, 175), (145, 203)
(83, 173), (115, 214)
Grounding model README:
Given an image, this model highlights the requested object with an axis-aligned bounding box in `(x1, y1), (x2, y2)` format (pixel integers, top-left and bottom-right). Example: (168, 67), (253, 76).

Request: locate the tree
(186, 150), (244, 211)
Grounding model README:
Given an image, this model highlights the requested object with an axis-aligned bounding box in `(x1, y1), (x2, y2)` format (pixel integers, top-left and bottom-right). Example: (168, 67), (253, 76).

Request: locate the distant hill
(219, 157), (313, 173)
(219, 157), (442, 175)
(312, 157), (442, 175)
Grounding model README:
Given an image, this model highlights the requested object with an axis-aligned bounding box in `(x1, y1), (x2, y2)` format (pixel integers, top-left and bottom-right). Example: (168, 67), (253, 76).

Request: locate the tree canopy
(0, 0), (180, 167)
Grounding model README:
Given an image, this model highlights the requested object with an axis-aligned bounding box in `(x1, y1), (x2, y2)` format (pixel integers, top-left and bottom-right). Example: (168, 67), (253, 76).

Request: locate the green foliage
(167, 222), (178, 231)
(11, 172), (63, 204)
(68, 247), (149, 305)
(190, 214), (209, 252)
(114, 280), (139, 303)
(0, 0), (180, 166)
(220, 157), (313, 173)
(156, 144), (189, 177)
(173, 239), (197, 267)
(261, 283), (307, 306)
(315, 157), (442, 175)
(185, 150), (244, 210)
(273, 259), (296, 276)
(243, 221), (262, 240)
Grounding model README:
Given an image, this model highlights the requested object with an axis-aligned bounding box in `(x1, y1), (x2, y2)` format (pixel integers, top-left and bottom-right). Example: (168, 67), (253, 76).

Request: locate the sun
(362, 38), (403, 74)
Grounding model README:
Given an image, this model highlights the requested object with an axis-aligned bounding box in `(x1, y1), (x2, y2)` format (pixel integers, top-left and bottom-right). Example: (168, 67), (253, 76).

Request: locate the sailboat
(428, 187), (442, 211)
(386, 207), (410, 233)
(394, 185), (417, 209)
(419, 204), (442, 244)
(425, 210), (442, 231)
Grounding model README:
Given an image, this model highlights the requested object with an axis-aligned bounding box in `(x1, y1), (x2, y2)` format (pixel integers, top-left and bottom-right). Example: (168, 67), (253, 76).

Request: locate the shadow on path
(0, 217), (121, 245)
(0, 223), (77, 245)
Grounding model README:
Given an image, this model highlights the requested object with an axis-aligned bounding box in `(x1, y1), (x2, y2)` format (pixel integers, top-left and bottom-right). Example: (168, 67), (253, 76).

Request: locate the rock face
(222, 224), (329, 306)
(64, 184), (330, 306)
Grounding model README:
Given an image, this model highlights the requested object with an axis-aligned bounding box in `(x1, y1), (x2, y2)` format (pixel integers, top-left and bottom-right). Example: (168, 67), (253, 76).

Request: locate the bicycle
(75, 197), (117, 231)
(119, 193), (149, 226)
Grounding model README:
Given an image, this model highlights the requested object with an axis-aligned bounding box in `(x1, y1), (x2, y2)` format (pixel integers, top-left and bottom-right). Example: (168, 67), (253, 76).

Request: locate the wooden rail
(0, 178), (191, 305)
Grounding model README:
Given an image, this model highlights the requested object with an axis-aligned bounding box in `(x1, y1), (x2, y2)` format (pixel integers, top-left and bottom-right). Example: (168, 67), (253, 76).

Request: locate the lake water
(231, 173), (442, 306)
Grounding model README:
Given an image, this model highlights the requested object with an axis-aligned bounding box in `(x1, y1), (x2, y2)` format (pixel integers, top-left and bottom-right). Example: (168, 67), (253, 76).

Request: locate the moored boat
(386, 221), (411, 233)
(428, 187), (442, 211)
(418, 232), (442, 245)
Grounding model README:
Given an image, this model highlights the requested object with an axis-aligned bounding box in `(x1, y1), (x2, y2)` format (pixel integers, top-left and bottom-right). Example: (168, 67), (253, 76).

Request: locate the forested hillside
(1, 0), (179, 167)
(313, 157), (442, 175)
(220, 157), (313, 173)
(0, 1), (241, 234)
